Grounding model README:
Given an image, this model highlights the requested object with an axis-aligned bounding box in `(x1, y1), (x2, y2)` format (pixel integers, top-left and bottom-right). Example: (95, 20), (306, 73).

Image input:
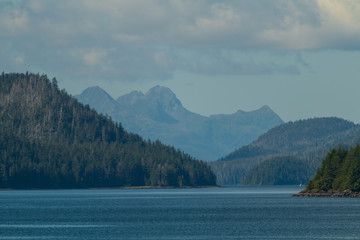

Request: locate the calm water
(1, 186), (360, 239)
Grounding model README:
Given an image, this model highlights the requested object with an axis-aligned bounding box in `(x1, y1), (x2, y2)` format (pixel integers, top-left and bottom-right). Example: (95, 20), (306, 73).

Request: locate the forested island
(0, 73), (217, 189)
(294, 145), (360, 197)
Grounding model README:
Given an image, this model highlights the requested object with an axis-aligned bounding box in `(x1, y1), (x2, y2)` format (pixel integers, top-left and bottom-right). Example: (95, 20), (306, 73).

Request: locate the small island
(294, 145), (360, 197)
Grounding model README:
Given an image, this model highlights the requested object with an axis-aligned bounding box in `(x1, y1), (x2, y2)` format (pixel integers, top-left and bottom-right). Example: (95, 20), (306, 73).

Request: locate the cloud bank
(1, 0), (359, 81)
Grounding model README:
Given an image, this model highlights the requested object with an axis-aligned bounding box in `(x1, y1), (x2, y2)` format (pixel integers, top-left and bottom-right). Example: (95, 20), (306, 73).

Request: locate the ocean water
(1, 186), (360, 239)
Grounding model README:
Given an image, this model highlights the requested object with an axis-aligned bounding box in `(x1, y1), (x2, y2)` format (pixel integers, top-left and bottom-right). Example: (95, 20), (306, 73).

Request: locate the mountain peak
(77, 86), (117, 104)
(75, 86), (118, 115)
(259, 105), (270, 110)
(258, 105), (274, 113)
(245, 105), (282, 119)
(81, 86), (108, 96)
(145, 85), (183, 111)
(117, 90), (144, 106)
(146, 85), (175, 97)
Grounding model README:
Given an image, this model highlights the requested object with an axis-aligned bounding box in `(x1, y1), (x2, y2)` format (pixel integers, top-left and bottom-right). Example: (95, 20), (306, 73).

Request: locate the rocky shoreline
(293, 189), (360, 197)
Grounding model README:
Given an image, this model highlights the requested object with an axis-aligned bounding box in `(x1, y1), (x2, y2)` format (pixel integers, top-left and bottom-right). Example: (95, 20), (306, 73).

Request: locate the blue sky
(1, 0), (360, 122)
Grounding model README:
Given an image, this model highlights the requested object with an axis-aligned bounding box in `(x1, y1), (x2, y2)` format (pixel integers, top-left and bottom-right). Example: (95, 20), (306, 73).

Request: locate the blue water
(1, 186), (360, 239)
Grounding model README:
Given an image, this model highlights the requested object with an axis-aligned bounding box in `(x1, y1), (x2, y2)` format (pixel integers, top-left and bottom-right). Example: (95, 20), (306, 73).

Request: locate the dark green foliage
(242, 156), (312, 185)
(211, 117), (360, 185)
(221, 118), (356, 162)
(0, 73), (216, 189)
(307, 145), (360, 191)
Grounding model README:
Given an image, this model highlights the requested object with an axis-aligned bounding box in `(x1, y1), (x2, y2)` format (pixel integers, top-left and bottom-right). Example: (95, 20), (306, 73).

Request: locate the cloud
(81, 49), (108, 67)
(172, 48), (301, 76)
(0, 0), (359, 82)
(260, 0), (360, 50)
(0, 9), (29, 37)
(13, 56), (24, 64)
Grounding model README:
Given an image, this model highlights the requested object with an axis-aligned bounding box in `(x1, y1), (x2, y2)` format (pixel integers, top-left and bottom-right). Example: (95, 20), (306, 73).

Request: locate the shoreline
(293, 189), (360, 197)
(0, 185), (220, 191)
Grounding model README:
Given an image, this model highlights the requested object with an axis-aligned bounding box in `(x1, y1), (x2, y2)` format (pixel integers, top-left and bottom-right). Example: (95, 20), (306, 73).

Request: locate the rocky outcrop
(293, 189), (360, 197)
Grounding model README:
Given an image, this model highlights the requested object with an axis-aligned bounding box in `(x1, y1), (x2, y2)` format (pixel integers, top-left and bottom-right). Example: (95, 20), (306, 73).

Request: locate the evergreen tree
(307, 145), (360, 191)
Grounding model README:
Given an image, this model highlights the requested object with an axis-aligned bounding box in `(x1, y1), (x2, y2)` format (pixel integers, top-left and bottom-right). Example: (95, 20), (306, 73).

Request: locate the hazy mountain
(76, 86), (284, 161)
(75, 86), (119, 115)
(0, 73), (216, 189)
(211, 117), (360, 185)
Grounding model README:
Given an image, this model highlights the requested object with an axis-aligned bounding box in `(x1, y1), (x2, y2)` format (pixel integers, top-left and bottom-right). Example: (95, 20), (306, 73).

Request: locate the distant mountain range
(76, 86), (284, 161)
(210, 117), (360, 185)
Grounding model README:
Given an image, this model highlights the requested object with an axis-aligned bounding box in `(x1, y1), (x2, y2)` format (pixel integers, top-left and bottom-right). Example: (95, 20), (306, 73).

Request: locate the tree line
(0, 73), (216, 189)
(307, 145), (360, 191)
(211, 117), (360, 185)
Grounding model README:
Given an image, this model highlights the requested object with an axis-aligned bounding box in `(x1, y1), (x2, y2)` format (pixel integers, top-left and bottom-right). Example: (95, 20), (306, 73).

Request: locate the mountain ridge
(211, 117), (360, 185)
(76, 86), (284, 161)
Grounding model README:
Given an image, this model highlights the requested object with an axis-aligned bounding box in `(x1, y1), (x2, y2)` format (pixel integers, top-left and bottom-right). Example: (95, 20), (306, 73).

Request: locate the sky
(1, 0), (360, 123)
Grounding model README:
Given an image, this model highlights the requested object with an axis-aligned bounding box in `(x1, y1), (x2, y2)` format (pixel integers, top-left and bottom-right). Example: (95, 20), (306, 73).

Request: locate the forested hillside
(211, 118), (360, 185)
(0, 73), (216, 189)
(242, 156), (312, 185)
